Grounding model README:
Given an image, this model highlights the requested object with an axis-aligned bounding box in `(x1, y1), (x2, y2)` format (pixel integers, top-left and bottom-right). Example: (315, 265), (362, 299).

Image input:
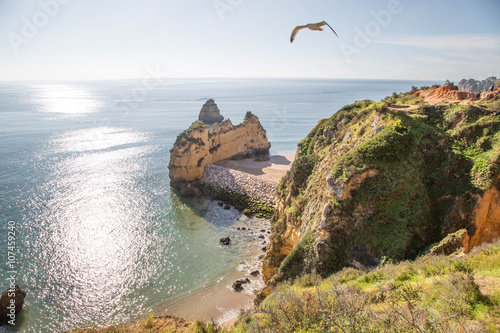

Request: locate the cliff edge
(169, 111), (271, 196)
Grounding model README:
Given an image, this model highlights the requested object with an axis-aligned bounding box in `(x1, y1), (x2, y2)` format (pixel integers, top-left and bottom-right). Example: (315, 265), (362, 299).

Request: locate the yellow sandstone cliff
(169, 111), (271, 196)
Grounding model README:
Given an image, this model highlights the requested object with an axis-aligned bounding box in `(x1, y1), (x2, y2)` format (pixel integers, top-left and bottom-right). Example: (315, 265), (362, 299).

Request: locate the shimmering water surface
(0, 78), (439, 332)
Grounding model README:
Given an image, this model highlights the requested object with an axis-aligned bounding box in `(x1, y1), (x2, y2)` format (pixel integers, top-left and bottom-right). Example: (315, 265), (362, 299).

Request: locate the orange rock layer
(465, 172), (500, 252)
(415, 84), (500, 105)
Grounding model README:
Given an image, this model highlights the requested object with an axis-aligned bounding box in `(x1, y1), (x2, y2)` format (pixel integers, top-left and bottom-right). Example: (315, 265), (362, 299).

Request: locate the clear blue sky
(0, 0), (499, 81)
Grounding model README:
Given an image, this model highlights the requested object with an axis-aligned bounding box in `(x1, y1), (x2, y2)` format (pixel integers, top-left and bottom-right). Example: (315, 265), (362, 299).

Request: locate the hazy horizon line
(0, 76), (454, 84)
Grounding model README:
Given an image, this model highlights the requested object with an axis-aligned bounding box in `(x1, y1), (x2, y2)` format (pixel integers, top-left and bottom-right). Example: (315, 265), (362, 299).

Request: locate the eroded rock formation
(169, 111), (270, 196)
(199, 99), (224, 124)
(415, 83), (500, 104)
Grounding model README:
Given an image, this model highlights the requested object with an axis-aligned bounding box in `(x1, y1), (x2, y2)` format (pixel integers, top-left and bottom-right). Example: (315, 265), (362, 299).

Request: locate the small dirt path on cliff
(387, 104), (421, 112)
(387, 103), (420, 110)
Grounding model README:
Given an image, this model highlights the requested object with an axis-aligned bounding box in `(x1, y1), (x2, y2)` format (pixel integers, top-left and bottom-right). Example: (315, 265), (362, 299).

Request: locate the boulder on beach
(220, 237), (231, 245)
(0, 285), (26, 325)
(232, 278), (250, 292)
(250, 270), (260, 277)
(199, 99), (224, 124)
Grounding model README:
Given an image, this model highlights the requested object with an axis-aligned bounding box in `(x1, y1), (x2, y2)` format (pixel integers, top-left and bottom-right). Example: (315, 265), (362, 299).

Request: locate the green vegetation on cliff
(268, 87), (500, 282)
(175, 120), (208, 145)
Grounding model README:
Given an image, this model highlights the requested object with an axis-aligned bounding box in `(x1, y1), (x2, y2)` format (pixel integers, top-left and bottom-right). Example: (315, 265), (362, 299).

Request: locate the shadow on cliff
(169, 187), (245, 229)
(269, 155), (293, 166)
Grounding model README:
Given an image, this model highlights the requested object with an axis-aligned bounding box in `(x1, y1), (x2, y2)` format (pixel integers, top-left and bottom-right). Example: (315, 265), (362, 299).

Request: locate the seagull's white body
(306, 23), (324, 31)
(290, 20), (339, 43)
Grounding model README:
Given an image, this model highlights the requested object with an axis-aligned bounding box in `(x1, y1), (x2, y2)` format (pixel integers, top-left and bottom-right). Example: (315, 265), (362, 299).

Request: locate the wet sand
(217, 154), (296, 183)
(161, 270), (259, 325)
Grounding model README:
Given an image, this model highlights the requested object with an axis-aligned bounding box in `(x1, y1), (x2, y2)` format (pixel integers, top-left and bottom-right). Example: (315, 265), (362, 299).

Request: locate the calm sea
(0, 78), (439, 332)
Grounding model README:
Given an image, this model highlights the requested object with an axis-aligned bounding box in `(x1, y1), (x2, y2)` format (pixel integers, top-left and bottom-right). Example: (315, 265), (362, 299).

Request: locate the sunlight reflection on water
(32, 84), (103, 117)
(51, 127), (152, 153)
(24, 141), (169, 330)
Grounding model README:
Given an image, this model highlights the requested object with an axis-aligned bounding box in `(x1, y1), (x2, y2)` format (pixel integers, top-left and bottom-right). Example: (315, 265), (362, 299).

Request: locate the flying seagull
(290, 20), (339, 43)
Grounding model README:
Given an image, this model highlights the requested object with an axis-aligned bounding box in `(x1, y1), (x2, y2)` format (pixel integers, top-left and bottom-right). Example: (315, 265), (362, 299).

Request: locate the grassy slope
(233, 241), (500, 332)
(68, 314), (221, 333)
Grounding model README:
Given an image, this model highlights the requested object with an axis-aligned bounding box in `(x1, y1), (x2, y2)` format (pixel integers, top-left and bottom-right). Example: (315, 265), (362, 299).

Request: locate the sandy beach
(217, 154), (296, 183)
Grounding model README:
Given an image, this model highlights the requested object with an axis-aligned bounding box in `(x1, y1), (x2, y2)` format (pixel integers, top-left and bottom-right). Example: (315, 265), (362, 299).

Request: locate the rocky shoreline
(199, 164), (276, 218)
(166, 101), (284, 321)
(201, 164), (277, 205)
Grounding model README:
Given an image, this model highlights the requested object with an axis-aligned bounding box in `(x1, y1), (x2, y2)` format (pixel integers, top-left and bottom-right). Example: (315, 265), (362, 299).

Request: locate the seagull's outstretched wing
(290, 21), (339, 43)
(290, 25), (307, 43)
(321, 21), (339, 38)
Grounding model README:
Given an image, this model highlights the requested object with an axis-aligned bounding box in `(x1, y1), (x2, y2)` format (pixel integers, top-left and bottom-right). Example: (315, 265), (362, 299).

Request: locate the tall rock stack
(199, 99), (224, 124)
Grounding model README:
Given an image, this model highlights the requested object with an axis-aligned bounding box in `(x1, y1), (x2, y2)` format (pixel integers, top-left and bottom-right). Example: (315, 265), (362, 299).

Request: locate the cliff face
(263, 87), (500, 283)
(458, 77), (499, 93)
(465, 167), (500, 252)
(169, 112), (270, 195)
